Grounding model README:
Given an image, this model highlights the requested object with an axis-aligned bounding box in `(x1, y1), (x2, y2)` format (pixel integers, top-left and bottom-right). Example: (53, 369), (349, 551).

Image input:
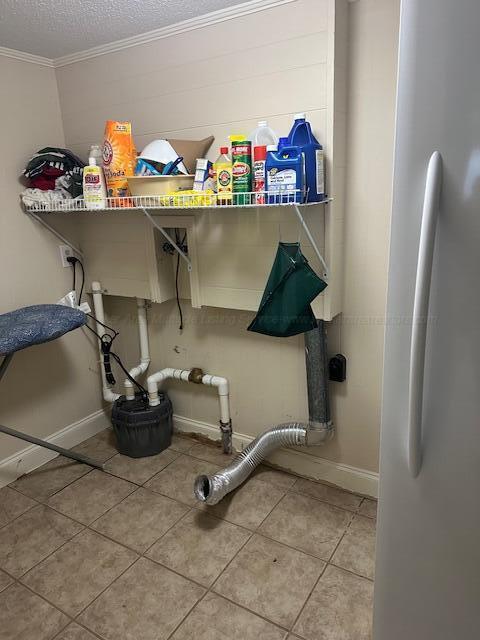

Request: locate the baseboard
(173, 415), (379, 498)
(0, 410), (379, 497)
(0, 409), (110, 488)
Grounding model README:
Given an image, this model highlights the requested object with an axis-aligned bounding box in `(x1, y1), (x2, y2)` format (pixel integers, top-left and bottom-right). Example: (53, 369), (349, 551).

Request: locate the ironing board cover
(0, 304), (86, 356)
(247, 242), (327, 337)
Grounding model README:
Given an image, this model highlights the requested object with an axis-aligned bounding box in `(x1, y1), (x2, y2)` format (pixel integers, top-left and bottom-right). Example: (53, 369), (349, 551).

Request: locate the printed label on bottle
(267, 168), (297, 191)
(316, 149), (325, 196)
(216, 164), (233, 203)
(254, 160), (266, 204)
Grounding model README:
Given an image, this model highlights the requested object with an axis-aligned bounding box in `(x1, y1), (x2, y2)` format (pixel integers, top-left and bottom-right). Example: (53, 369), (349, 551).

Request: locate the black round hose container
(111, 392), (173, 458)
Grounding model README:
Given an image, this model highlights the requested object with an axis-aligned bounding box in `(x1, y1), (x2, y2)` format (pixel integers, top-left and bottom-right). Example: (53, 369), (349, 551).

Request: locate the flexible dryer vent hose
(194, 421), (331, 505)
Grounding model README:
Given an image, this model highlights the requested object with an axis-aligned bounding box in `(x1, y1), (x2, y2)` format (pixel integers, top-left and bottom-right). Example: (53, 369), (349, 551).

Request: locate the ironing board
(0, 304), (103, 469)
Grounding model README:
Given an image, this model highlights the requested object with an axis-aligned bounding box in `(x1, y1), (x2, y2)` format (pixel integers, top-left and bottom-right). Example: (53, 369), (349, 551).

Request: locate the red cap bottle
(254, 145), (267, 161)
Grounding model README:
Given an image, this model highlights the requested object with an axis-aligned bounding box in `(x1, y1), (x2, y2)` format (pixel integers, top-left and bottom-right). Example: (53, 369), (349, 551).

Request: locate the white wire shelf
(22, 191), (330, 213)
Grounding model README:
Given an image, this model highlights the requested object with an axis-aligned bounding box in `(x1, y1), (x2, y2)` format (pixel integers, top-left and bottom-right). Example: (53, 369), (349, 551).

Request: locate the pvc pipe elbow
(127, 358), (151, 381)
(146, 368), (175, 406)
(202, 374), (229, 396)
(103, 387), (120, 403)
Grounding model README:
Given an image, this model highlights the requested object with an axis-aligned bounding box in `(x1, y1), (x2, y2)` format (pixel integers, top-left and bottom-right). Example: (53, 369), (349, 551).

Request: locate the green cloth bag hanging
(247, 242), (327, 337)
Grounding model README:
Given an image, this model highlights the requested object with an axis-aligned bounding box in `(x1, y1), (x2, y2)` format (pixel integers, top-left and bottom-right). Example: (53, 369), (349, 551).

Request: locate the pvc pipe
(147, 368), (188, 405)
(124, 298), (151, 399)
(146, 368), (232, 452)
(91, 281), (120, 403)
(201, 374), (230, 423)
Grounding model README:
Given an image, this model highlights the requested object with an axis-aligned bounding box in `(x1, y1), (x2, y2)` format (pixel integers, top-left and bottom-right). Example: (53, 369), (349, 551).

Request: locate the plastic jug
(287, 113), (325, 202)
(266, 145), (304, 204)
(250, 121), (279, 147)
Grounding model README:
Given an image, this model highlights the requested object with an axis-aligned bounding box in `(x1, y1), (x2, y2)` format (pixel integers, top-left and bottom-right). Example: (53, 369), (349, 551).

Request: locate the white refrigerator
(374, 0), (480, 638)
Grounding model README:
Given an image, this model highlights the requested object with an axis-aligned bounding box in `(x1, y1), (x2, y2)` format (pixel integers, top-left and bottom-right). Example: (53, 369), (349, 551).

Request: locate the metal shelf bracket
(293, 204), (329, 279)
(141, 207), (192, 272)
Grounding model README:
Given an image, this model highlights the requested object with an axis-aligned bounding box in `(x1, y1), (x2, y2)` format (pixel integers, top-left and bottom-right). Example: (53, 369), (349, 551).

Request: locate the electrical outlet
(59, 244), (74, 267)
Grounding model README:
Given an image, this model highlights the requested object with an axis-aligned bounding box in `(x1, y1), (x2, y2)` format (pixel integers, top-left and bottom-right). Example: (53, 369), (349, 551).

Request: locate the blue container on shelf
(287, 113), (325, 202)
(266, 145), (304, 204)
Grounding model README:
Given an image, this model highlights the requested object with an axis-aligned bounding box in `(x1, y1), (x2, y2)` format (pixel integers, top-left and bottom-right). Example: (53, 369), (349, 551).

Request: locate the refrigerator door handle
(408, 151), (443, 478)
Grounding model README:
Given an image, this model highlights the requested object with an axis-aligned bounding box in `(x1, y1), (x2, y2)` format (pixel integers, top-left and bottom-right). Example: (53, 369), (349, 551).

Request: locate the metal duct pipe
(194, 322), (334, 505)
(305, 321), (332, 428)
(194, 422), (330, 505)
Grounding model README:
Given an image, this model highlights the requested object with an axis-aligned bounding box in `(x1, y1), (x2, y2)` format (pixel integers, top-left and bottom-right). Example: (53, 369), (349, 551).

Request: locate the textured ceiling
(0, 0), (248, 59)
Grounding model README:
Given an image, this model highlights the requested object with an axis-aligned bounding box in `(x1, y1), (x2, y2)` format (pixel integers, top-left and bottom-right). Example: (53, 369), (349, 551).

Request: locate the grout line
(0, 490), (40, 533)
(287, 509), (356, 633)
(164, 590), (210, 640)
(53, 618), (106, 640)
(251, 529), (334, 565)
(102, 449), (182, 486)
(206, 590), (292, 633)
(327, 561), (375, 583)
(208, 530), (255, 592)
(289, 560), (330, 634)
(286, 485), (363, 513)
(9, 509), (87, 582)
(44, 478), (138, 527)
(13, 578), (77, 626)
(189, 505), (255, 536)
(141, 506), (196, 558)
(17, 524), (87, 584)
(90, 503), (191, 558)
(8, 465), (94, 504)
(3, 438), (374, 636)
(70, 555), (142, 623)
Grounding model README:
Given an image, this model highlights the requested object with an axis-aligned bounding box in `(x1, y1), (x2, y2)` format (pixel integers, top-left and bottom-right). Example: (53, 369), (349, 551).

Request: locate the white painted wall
(55, 0), (399, 484)
(0, 0), (400, 491)
(0, 56), (104, 468)
(56, 0), (346, 321)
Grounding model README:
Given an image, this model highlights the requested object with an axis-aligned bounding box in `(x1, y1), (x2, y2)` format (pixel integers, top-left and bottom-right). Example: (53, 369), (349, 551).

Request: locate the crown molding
(0, 0), (296, 70)
(0, 46), (54, 68)
(53, 0), (296, 67)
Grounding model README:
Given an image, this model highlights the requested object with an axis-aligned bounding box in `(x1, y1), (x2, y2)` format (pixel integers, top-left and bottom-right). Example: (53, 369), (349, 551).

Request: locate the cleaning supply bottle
(266, 145), (304, 204)
(215, 147), (233, 204)
(287, 113), (325, 202)
(278, 137), (289, 152)
(83, 146), (107, 209)
(230, 135), (252, 205)
(250, 121), (279, 148)
(253, 145), (267, 204)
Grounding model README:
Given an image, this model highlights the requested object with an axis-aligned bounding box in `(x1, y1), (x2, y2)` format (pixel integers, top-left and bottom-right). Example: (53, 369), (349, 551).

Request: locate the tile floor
(0, 427), (377, 640)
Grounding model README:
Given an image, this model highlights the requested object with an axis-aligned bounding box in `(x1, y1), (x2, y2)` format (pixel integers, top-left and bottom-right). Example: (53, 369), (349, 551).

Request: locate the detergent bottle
(287, 113), (325, 202)
(266, 145), (304, 204)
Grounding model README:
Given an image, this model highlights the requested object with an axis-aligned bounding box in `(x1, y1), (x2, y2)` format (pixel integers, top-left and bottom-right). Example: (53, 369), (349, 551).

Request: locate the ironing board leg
(0, 354), (13, 382)
(0, 423), (105, 470)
